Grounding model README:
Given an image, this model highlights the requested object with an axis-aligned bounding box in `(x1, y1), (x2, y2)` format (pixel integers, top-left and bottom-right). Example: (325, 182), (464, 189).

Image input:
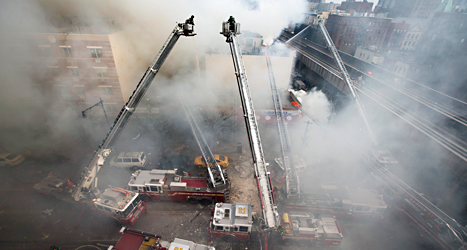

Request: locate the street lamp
(81, 98), (110, 127)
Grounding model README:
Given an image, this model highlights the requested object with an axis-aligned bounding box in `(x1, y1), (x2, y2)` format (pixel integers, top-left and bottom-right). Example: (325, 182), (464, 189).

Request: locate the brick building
(8, 18), (125, 116)
(375, 0), (442, 19)
(382, 21), (410, 49)
(411, 11), (467, 100)
(325, 14), (391, 54)
(339, 0), (374, 14)
(318, 2), (340, 12)
(400, 23), (422, 50)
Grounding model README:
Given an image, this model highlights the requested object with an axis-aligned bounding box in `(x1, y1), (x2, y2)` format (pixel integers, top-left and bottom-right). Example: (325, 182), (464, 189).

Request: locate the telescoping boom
(312, 18), (378, 146)
(265, 50), (300, 199)
(221, 17), (279, 229)
(73, 17), (196, 202)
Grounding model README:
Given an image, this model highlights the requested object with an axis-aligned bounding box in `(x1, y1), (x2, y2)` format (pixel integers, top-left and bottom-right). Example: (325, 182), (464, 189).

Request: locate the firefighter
(356, 76), (364, 86)
(186, 15), (194, 25)
(81, 187), (91, 195)
(228, 16), (236, 32)
(277, 225), (285, 235)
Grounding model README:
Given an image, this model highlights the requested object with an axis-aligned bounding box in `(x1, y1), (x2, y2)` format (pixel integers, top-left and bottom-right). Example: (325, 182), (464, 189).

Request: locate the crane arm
(221, 19), (279, 229)
(314, 19), (378, 145)
(73, 18), (196, 202)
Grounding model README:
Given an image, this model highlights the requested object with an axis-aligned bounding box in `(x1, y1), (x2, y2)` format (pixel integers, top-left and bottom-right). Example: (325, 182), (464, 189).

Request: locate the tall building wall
(326, 15), (391, 54)
(376, 0), (441, 19)
(28, 33), (124, 114)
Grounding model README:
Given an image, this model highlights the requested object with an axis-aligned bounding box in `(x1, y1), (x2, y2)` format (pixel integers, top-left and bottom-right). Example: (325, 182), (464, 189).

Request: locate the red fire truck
(287, 184), (387, 220)
(128, 169), (230, 205)
(32, 17), (196, 228)
(209, 202), (343, 246)
(111, 227), (215, 250)
(34, 175), (146, 226)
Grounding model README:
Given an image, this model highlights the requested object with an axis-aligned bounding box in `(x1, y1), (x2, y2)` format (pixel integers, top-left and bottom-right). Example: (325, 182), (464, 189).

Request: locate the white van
(110, 152), (147, 170)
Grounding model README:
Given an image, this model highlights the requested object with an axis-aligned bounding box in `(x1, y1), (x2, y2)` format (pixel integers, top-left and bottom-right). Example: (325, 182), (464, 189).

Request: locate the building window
(69, 67), (79, 77)
(94, 67), (108, 78)
(75, 86), (85, 95)
(100, 86), (113, 95)
(88, 47), (103, 58)
(39, 46), (52, 57)
(60, 46), (72, 57)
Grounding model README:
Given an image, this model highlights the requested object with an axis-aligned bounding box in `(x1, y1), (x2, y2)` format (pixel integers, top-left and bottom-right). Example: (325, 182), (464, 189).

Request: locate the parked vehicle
(0, 153), (25, 167)
(194, 154), (229, 168)
(370, 146), (398, 166)
(110, 152), (147, 170)
(128, 169), (230, 204)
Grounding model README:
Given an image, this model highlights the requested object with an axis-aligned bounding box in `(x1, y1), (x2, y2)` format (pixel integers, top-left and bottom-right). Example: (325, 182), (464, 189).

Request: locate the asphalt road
(0, 129), (439, 250)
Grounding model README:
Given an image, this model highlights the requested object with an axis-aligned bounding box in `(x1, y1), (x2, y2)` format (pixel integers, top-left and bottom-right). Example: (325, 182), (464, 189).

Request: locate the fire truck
(216, 17), (343, 249)
(110, 227), (215, 250)
(33, 17), (196, 226)
(209, 202), (342, 246)
(128, 169), (230, 205)
(123, 94), (232, 207)
(286, 184), (387, 220)
(34, 175), (146, 226)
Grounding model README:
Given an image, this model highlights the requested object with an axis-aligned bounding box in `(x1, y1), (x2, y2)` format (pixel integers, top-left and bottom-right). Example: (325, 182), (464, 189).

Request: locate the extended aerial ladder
(265, 50), (300, 199)
(221, 18), (280, 229)
(73, 18), (196, 202)
(309, 19), (467, 249)
(179, 95), (227, 188)
(312, 19), (379, 146)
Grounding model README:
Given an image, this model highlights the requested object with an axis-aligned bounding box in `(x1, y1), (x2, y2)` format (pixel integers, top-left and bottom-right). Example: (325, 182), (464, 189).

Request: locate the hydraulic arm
(73, 18), (196, 202)
(222, 18), (279, 229)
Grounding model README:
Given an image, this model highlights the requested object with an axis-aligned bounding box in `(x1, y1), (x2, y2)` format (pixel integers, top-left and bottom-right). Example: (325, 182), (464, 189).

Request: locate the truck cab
(210, 203), (254, 242)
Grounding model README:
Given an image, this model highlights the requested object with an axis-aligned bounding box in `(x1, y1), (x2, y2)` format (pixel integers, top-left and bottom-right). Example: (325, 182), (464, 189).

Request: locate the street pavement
(0, 130), (438, 250)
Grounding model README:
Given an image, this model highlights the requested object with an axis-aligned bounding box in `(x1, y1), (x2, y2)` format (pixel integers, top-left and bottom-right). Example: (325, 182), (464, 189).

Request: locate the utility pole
(81, 98), (110, 128)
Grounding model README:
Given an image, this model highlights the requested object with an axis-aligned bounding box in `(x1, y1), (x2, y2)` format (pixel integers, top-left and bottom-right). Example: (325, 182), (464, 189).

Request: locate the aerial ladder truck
(265, 49), (300, 199)
(209, 17), (343, 249)
(221, 17), (279, 231)
(34, 17), (196, 226)
(310, 18), (467, 249)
